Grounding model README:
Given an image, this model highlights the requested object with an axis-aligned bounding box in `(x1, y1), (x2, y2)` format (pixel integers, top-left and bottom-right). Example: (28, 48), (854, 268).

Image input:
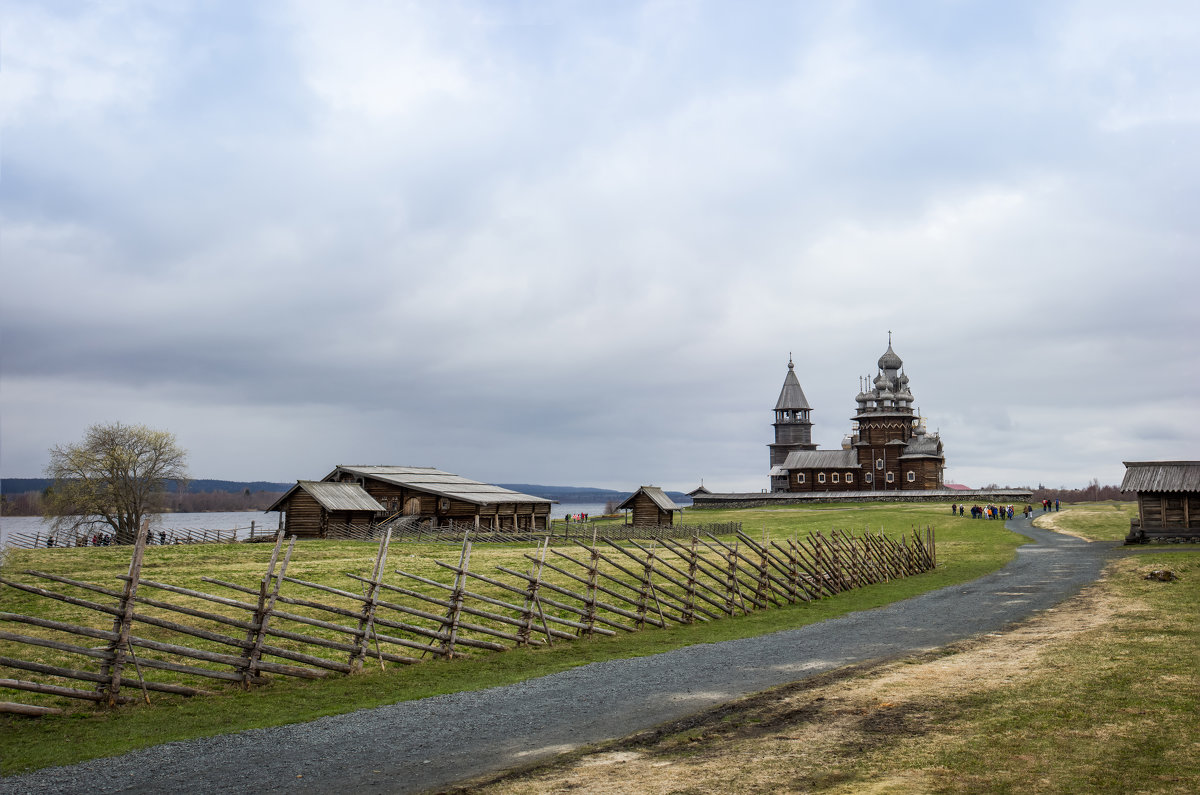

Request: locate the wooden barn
(265, 481), (385, 538)
(618, 486), (680, 527)
(319, 465), (553, 531)
(1121, 461), (1200, 543)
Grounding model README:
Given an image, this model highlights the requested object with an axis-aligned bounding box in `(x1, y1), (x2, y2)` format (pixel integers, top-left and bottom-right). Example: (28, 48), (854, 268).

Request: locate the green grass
(0, 502), (1023, 776)
(1031, 500), (1137, 541)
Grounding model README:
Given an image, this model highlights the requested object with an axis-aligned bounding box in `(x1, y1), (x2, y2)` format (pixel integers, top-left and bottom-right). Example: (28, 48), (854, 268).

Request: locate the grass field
(1032, 500), (1137, 541)
(0, 501), (1023, 775)
(464, 506), (1199, 795)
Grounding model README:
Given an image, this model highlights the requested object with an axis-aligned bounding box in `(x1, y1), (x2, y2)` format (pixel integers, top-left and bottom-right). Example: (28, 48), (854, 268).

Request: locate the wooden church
(769, 337), (945, 493)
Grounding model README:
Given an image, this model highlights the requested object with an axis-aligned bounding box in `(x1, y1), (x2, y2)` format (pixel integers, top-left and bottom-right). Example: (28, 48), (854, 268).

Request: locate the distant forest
(1, 479), (290, 516)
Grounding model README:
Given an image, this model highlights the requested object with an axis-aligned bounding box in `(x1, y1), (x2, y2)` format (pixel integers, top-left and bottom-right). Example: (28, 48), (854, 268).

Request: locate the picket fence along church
(769, 338), (945, 493)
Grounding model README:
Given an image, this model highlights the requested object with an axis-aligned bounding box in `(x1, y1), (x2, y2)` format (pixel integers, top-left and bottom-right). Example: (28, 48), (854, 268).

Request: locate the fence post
(97, 519), (150, 706)
(242, 531), (294, 686)
(440, 531), (472, 658)
(350, 528), (392, 672)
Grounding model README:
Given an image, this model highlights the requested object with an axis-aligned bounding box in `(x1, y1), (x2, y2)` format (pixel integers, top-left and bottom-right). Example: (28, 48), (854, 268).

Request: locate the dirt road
(0, 518), (1114, 795)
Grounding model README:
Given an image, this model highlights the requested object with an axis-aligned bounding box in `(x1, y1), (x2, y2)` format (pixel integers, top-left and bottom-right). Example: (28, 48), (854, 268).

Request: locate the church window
(797, 473), (805, 484)
(907, 471), (916, 482)
(817, 473), (826, 484)
(886, 472), (895, 483)
(846, 473), (854, 483)
(865, 472), (873, 483)
(876, 458), (884, 470)
(831, 472), (839, 483)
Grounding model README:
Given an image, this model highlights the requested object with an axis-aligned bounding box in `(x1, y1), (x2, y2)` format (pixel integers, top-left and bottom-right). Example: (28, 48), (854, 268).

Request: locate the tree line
(1, 488), (284, 517)
(976, 478), (1132, 503)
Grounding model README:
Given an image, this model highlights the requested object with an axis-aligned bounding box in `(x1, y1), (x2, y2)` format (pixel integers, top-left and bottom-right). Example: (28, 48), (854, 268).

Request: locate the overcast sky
(2, 1), (1197, 493)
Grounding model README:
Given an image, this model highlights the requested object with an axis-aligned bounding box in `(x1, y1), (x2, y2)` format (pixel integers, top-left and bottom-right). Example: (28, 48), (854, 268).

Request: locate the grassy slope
(916, 551), (1199, 794)
(1, 502), (1020, 775)
(911, 505), (1197, 793)
(1032, 500), (1137, 541)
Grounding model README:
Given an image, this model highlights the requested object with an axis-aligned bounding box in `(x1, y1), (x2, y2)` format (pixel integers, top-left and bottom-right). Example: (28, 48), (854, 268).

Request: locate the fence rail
(0, 522), (935, 715)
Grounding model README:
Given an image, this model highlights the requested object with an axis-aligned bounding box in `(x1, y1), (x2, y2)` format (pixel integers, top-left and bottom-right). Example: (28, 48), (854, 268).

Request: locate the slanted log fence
(0, 523), (935, 715)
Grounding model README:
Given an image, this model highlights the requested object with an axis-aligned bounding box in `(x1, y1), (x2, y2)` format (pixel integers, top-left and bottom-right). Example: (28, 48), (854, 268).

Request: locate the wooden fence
(4, 525), (246, 550)
(324, 519), (743, 545)
(0, 523), (934, 716)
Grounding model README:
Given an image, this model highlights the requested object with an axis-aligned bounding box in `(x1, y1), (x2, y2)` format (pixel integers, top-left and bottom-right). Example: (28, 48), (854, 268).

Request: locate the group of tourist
(564, 512), (589, 523)
(952, 503), (1017, 520)
(949, 499), (1062, 521)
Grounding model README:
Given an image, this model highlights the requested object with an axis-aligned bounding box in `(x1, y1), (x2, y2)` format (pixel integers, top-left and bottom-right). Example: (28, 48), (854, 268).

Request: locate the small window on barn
(907, 471), (916, 482)
(846, 472), (854, 483)
(886, 472), (895, 483)
(818, 473), (826, 484)
(831, 472), (839, 483)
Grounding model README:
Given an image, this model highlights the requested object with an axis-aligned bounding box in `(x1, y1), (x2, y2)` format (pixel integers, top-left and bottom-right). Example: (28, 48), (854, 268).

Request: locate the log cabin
(265, 481), (385, 538)
(617, 486), (680, 527)
(1121, 460), (1200, 543)
(268, 465), (554, 538)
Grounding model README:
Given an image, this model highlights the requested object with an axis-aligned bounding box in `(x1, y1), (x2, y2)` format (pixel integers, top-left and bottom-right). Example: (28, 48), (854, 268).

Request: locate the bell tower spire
(769, 355), (817, 491)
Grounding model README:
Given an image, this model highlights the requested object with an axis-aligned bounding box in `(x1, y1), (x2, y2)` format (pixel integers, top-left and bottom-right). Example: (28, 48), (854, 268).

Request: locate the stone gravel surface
(1, 517), (1115, 795)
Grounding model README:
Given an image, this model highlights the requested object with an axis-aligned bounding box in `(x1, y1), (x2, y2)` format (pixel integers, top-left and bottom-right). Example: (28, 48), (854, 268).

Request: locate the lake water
(0, 503), (627, 547)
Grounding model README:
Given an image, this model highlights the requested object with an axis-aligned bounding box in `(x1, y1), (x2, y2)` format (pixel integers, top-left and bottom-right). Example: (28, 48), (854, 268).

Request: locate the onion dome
(878, 343), (903, 372)
(873, 373), (890, 390)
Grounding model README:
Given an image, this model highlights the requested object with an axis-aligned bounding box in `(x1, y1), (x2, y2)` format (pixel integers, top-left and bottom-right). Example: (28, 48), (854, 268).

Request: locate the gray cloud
(3, 1), (1198, 492)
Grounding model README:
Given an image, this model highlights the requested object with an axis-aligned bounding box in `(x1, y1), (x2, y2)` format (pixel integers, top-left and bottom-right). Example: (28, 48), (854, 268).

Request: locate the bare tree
(44, 422), (189, 544)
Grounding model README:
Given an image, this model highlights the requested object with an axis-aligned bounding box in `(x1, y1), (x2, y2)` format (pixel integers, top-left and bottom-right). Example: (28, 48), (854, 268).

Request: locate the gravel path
(1, 517), (1115, 795)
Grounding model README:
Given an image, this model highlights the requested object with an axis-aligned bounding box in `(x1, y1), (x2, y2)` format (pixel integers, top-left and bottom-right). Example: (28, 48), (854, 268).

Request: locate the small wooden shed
(265, 481), (385, 539)
(1120, 460), (1200, 543)
(617, 486), (680, 527)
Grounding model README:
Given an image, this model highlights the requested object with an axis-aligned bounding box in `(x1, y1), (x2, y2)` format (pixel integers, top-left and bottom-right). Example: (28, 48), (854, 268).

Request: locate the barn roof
(265, 480), (384, 513)
(1120, 461), (1200, 493)
(687, 484), (712, 496)
(617, 486), (680, 512)
(782, 449), (861, 469)
(331, 465), (554, 506)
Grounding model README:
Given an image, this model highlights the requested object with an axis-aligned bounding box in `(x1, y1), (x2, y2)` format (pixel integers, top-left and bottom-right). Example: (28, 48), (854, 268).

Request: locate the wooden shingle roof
(266, 480), (384, 513)
(782, 449), (861, 469)
(331, 465), (553, 506)
(617, 486), (680, 512)
(1120, 461), (1200, 493)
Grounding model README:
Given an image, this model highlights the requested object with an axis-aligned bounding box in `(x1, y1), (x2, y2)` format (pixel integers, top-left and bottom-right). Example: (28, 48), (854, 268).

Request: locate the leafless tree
(44, 422), (189, 544)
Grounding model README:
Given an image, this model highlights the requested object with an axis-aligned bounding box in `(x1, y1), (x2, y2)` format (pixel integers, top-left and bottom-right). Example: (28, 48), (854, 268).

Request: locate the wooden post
(350, 529), (392, 672)
(441, 531), (472, 658)
(97, 519), (150, 706)
(242, 532), (295, 685)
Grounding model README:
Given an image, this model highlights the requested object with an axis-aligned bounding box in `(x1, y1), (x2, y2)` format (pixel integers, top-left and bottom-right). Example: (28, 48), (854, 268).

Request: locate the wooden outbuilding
(265, 481), (385, 538)
(1121, 461), (1200, 543)
(617, 486), (680, 527)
